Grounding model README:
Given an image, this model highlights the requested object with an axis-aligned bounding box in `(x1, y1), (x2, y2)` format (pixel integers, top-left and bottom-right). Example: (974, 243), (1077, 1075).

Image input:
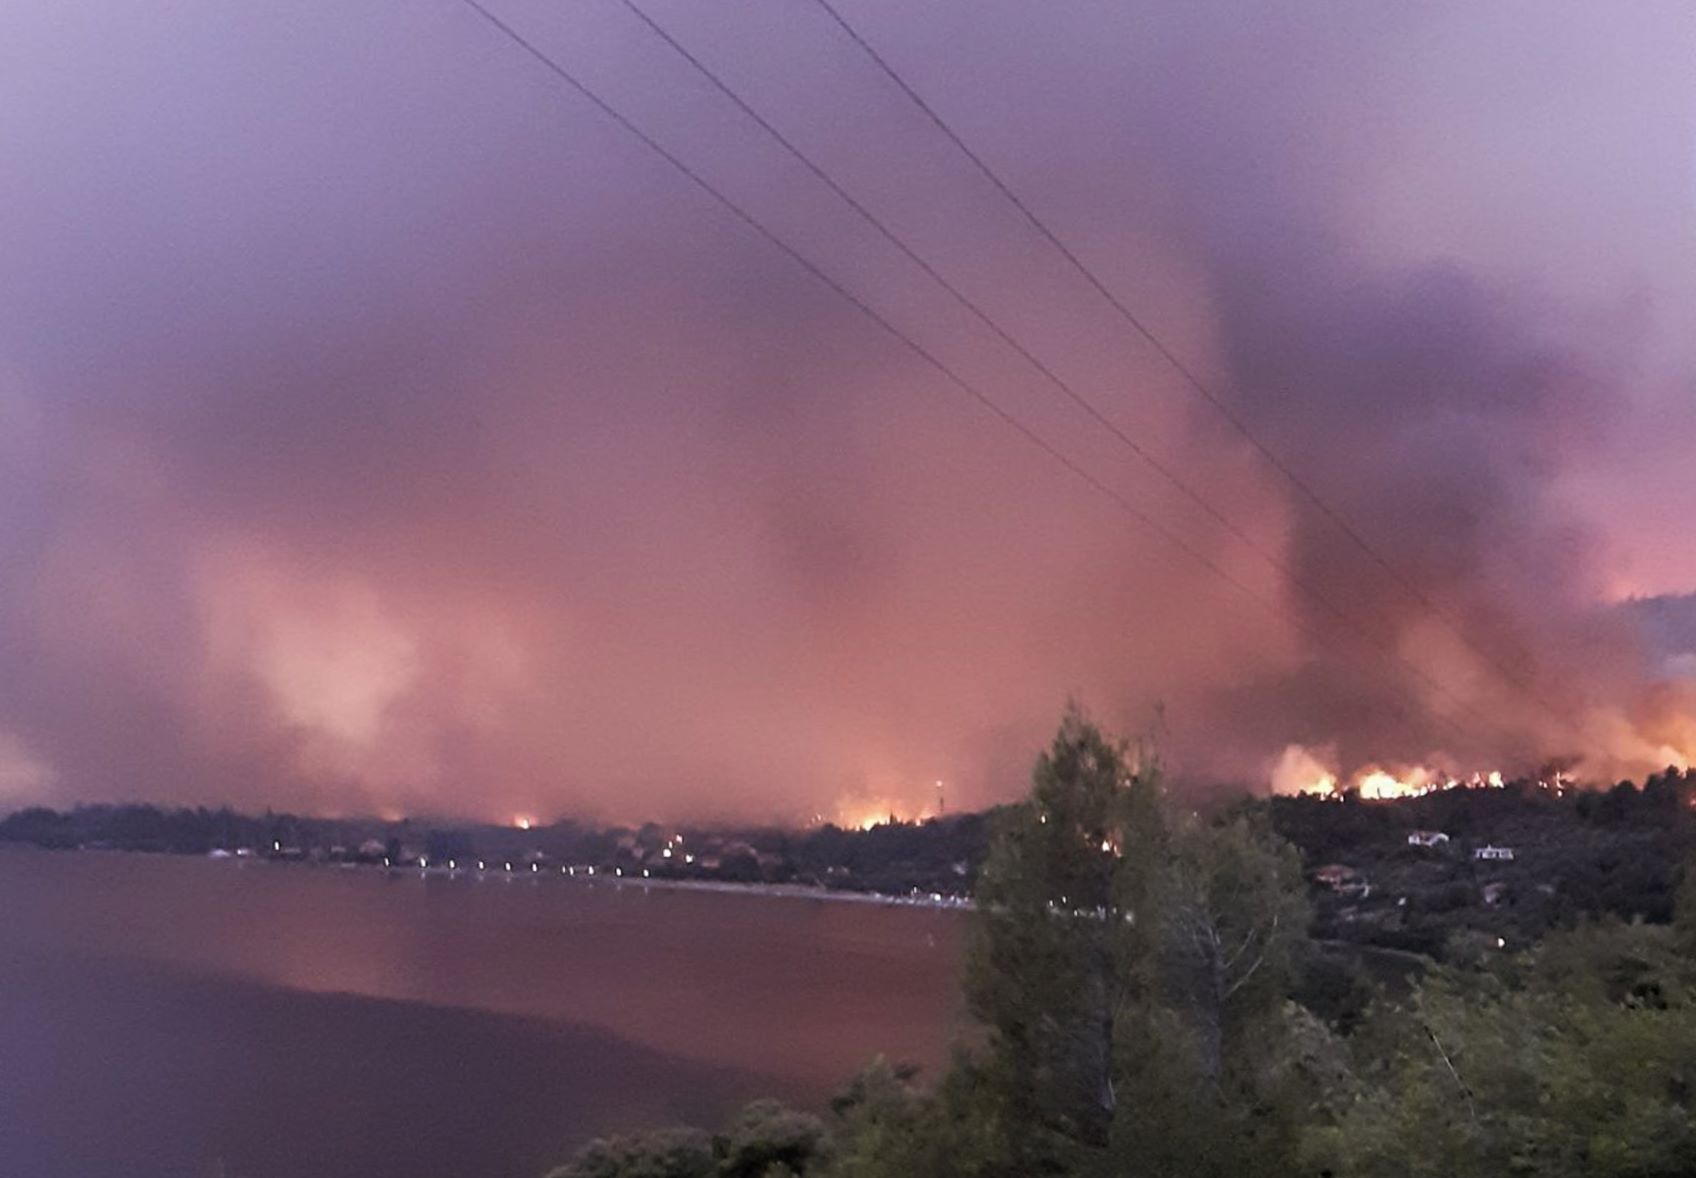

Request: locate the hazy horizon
(3, 0), (1694, 823)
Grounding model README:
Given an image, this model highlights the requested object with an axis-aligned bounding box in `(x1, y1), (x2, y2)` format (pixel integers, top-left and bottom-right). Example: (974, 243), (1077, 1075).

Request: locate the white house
(1474, 844), (1515, 862)
(1407, 830), (1450, 847)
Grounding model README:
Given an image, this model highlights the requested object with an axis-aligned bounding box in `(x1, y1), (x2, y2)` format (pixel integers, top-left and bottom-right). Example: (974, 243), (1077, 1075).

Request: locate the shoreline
(372, 859), (977, 910)
(33, 844), (979, 912)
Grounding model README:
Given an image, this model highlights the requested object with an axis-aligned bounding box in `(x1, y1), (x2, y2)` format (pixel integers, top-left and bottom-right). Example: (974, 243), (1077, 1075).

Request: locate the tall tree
(1114, 808), (1314, 1177)
(1157, 812), (1307, 1083)
(964, 706), (1159, 1171)
(964, 708), (1314, 1176)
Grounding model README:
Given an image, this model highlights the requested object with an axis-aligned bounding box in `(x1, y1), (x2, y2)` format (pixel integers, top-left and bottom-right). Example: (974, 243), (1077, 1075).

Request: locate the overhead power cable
(618, 0), (1404, 653)
(612, 0), (1540, 754)
(807, 0), (1576, 737)
(449, 0), (1526, 759)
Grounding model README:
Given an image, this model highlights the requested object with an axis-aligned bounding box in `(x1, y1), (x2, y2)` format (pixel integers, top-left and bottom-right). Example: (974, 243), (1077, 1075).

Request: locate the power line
(806, 0), (1575, 736)
(618, 0), (1398, 649)
(612, 0), (1529, 748)
(449, 0), (1517, 757)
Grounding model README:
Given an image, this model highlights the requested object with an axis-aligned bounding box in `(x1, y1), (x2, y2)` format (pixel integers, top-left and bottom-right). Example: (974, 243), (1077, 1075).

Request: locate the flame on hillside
(832, 798), (934, 831)
(1266, 687), (1696, 804)
(1271, 744), (1556, 801)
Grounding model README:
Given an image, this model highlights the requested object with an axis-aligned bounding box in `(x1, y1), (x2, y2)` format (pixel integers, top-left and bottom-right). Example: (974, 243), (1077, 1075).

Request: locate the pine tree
(964, 705), (1159, 1171)
(964, 707), (1313, 1177)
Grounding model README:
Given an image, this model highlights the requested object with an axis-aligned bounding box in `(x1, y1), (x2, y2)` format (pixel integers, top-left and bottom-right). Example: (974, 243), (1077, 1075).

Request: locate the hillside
(1269, 771), (1695, 959)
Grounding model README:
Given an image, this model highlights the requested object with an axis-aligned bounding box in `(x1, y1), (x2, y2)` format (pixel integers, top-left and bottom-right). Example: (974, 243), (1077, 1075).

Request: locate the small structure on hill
(1407, 830), (1450, 848)
(1313, 863), (1370, 897)
(1474, 844), (1515, 862)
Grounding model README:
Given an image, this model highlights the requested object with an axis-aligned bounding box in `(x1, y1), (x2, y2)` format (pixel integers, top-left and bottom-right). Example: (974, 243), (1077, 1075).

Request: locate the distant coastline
(6, 770), (1695, 958)
(0, 800), (988, 905)
(217, 851), (979, 910)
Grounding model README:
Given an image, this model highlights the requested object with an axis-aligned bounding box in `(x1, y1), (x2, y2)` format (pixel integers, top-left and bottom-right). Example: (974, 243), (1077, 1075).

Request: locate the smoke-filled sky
(2, 0), (1693, 822)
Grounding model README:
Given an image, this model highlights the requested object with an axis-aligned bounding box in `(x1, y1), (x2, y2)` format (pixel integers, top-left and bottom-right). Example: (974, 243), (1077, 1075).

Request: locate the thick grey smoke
(1059, 0), (1696, 780)
(0, 0), (1691, 818)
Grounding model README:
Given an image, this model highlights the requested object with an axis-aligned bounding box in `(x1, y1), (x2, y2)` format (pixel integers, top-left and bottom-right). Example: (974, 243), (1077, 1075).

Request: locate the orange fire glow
(1273, 745), (1521, 801)
(833, 798), (933, 831)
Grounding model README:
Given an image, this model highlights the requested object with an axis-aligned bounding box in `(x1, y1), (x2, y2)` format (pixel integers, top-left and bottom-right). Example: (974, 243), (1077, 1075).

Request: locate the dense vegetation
(544, 711), (1696, 1178)
(1272, 771), (1695, 959)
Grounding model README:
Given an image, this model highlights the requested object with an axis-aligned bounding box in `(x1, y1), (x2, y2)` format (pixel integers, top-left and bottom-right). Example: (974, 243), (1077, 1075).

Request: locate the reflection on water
(0, 848), (963, 1178)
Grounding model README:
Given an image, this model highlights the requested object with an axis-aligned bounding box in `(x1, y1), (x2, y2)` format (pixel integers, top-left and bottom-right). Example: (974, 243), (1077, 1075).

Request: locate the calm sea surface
(0, 847), (965, 1178)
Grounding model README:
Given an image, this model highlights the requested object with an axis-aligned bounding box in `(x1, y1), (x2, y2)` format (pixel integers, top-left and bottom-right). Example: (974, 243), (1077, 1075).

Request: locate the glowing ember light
(1274, 745), (1512, 801)
(1271, 744), (1338, 797)
(1356, 769), (1430, 801)
(834, 791), (941, 832)
(838, 804), (898, 832)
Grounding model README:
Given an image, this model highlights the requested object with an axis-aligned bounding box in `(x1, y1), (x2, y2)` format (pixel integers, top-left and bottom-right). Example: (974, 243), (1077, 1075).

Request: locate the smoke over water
(0, 1), (1692, 820)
